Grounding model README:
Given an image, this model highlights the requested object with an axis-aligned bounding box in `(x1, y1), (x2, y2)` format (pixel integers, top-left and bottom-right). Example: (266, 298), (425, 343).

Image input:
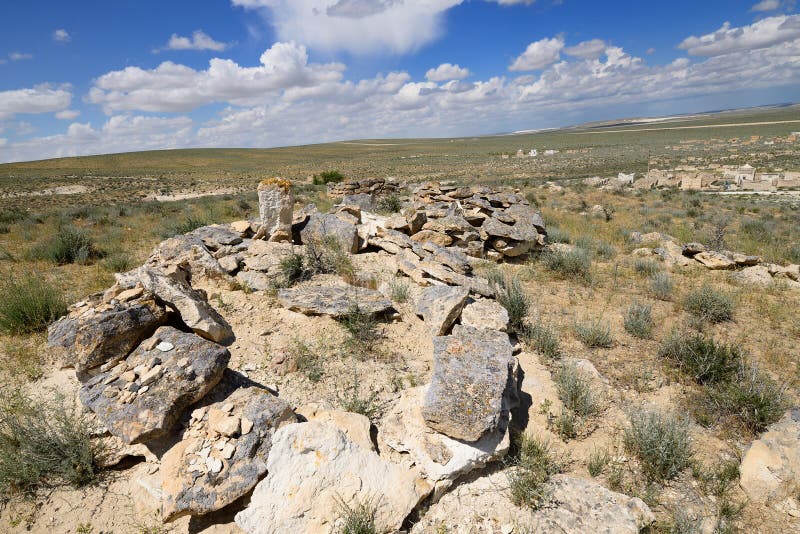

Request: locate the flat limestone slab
(422, 325), (517, 442)
(79, 326), (230, 444)
(277, 282), (393, 317)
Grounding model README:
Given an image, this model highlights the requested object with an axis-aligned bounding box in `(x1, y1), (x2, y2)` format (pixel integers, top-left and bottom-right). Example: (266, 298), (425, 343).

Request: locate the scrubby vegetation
(574, 317), (613, 348)
(623, 301), (654, 339)
(623, 408), (692, 482)
(540, 248), (592, 284)
(0, 272), (67, 334)
(507, 434), (565, 509)
(684, 285), (735, 324)
(0, 389), (100, 493)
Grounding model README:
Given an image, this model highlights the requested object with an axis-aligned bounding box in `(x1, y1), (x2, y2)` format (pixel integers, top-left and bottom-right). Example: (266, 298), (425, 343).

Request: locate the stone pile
(43, 178), (659, 533)
(630, 231), (800, 289)
(325, 177), (404, 201)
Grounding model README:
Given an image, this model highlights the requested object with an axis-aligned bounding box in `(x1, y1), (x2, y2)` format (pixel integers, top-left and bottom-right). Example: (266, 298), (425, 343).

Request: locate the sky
(0, 0), (799, 163)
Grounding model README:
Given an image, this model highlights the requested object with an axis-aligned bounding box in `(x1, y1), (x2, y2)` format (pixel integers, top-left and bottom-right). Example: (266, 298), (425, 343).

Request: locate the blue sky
(1, 0), (799, 162)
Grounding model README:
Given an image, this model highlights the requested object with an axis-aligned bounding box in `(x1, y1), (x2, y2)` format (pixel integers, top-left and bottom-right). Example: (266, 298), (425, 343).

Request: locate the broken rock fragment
(160, 387), (295, 521)
(414, 285), (469, 336)
(277, 281), (393, 317)
(422, 325), (518, 442)
(79, 326), (230, 444)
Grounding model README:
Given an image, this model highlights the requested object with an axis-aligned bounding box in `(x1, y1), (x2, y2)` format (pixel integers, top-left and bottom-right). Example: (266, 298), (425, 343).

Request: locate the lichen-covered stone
(277, 282), (393, 317)
(422, 325), (518, 442)
(47, 293), (168, 379)
(160, 387), (295, 521)
(79, 326), (230, 444)
(301, 212), (360, 254)
(414, 285), (469, 336)
(460, 298), (509, 332)
(258, 179), (294, 239)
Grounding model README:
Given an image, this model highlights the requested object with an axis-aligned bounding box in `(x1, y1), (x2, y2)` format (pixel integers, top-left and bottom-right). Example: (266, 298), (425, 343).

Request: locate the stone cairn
(326, 177), (403, 199)
(45, 177), (656, 532)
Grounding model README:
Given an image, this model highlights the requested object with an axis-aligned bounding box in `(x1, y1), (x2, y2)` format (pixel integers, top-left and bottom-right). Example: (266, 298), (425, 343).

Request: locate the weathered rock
(682, 242), (707, 256)
(411, 229), (453, 247)
(422, 325), (518, 442)
(217, 255), (240, 274)
(79, 326), (230, 444)
(229, 220), (253, 236)
(131, 267), (234, 344)
(380, 386), (509, 497)
(278, 282), (393, 317)
(417, 261), (495, 297)
(740, 409), (800, 506)
(258, 179), (294, 238)
(410, 471), (654, 534)
(235, 421), (430, 534)
(504, 202), (547, 233)
(732, 252), (762, 266)
(694, 251), (735, 270)
(189, 225), (243, 250)
(732, 265), (774, 287)
(301, 212), (360, 254)
(341, 193), (375, 211)
(160, 387), (295, 521)
(235, 271), (273, 292)
(777, 264), (800, 281)
(296, 405), (374, 451)
(414, 285), (469, 335)
(48, 294), (168, 378)
(405, 209), (427, 234)
(460, 298), (509, 332)
(653, 240), (692, 267)
(418, 242), (472, 274)
(146, 234), (228, 281)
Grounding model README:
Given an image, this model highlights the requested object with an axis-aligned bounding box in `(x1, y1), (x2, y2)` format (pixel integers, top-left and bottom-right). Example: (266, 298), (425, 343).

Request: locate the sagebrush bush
(556, 363), (598, 418)
(103, 252), (134, 273)
(305, 234), (355, 280)
(388, 277), (409, 303)
(705, 365), (785, 433)
(376, 194), (402, 214)
(587, 448), (609, 477)
(684, 285), (734, 323)
(0, 389), (100, 493)
(0, 273), (67, 334)
(658, 331), (742, 384)
(336, 373), (379, 420)
(30, 226), (102, 265)
(278, 253), (308, 287)
(574, 317), (613, 348)
(624, 408), (692, 482)
(542, 248), (592, 284)
(624, 301), (654, 339)
(522, 322), (562, 361)
(633, 258), (662, 277)
(507, 434), (564, 509)
(289, 338), (323, 382)
(495, 276), (530, 332)
(648, 272), (674, 301)
(313, 170), (345, 185)
(546, 227), (571, 244)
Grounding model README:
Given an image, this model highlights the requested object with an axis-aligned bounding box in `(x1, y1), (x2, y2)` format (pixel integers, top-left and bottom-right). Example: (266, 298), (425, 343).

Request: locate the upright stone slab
(422, 325), (517, 442)
(258, 178), (294, 240)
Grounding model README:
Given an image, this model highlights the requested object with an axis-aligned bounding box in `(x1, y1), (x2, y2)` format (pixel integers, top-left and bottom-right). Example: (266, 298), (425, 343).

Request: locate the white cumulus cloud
(0, 85), (72, 120)
(751, 0), (781, 11)
(88, 41), (345, 113)
(564, 39), (607, 59)
(55, 109), (81, 120)
(678, 15), (800, 56)
(509, 36), (564, 70)
(9, 52), (33, 61)
(425, 63), (470, 81)
(162, 30), (230, 52)
(53, 29), (71, 43)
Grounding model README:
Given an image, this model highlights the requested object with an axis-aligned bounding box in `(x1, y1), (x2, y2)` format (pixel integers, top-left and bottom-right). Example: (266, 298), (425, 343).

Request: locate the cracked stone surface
(277, 281), (393, 317)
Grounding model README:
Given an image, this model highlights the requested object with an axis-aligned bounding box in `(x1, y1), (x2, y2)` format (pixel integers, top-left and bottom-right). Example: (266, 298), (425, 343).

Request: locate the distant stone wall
(327, 178), (404, 198)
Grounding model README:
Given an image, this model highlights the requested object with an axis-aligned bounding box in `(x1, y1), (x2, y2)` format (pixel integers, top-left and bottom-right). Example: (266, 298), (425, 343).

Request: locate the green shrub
(556, 363), (598, 418)
(103, 253), (134, 273)
(623, 408), (692, 482)
(0, 273), (67, 334)
(624, 301), (654, 339)
(587, 448), (609, 477)
(305, 234), (355, 280)
(0, 224), (9, 235)
(546, 227), (571, 244)
(507, 434), (564, 509)
(648, 272), (674, 301)
(339, 304), (379, 347)
(522, 322), (562, 361)
(0, 207), (28, 225)
(376, 194), (402, 214)
(574, 317), (613, 348)
(684, 285), (734, 323)
(0, 389), (100, 493)
(335, 496), (378, 534)
(289, 338), (323, 382)
(388, 277), (409, 303)
(277, 253), (308, 287)
(495, 276), (530, 332)
(632, 258), (662, 277)
(658, 332), (742, 384)
(542, 248), (592, 284)
(337, 373), (379, 420)
(553, 409), (578, 440)
(706, 365), (785, 433)
(313, 170), (345, 185)
(594, 241), (617, 260)
(30, 226), (102, 265)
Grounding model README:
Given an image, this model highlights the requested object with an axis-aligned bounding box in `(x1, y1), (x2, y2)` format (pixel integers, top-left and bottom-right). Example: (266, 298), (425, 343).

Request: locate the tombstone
(257, 178), (293, 242)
